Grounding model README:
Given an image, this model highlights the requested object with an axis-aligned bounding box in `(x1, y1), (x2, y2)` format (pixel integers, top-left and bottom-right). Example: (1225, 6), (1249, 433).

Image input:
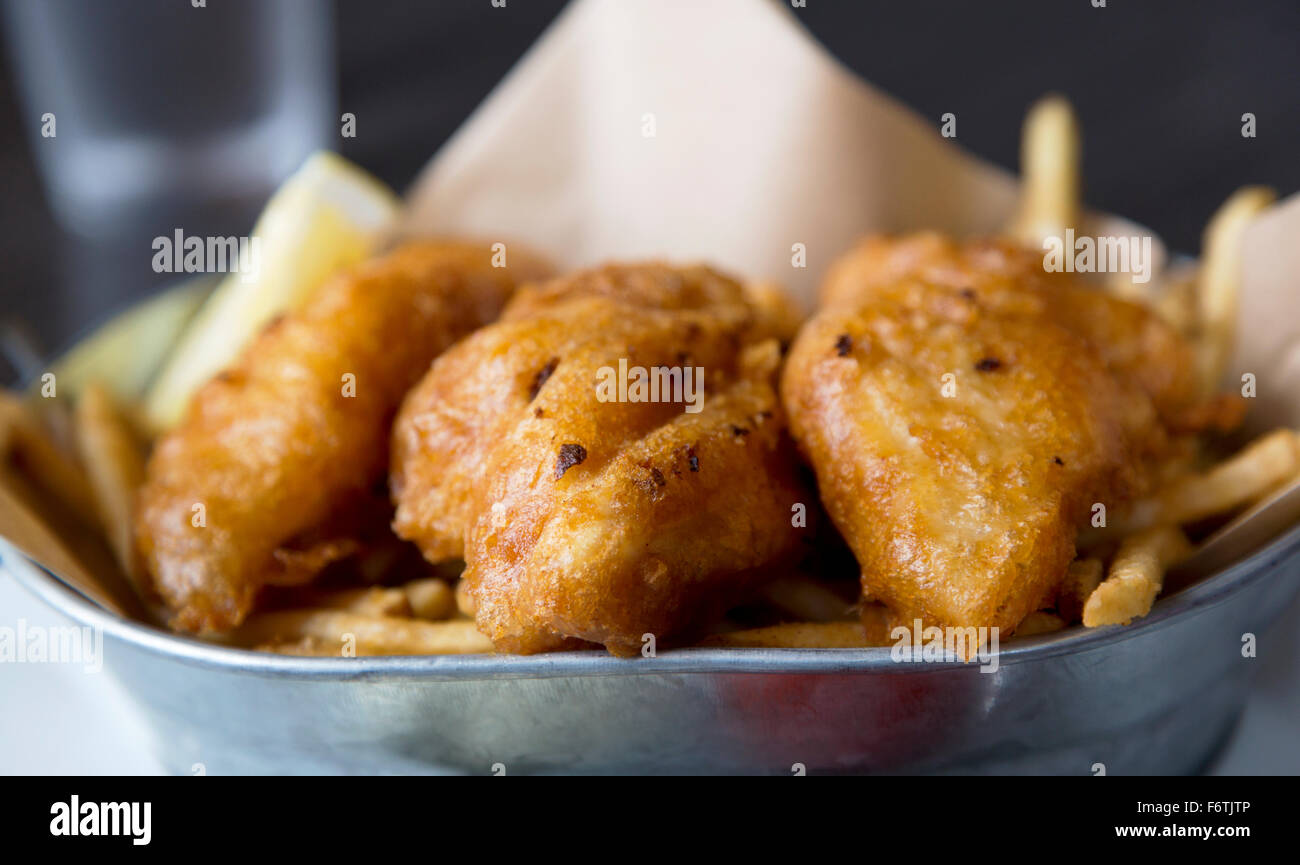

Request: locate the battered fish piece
(782, 234), (1206, 636)
(391, 263), (807, 655)
(136, 240), (551, 632)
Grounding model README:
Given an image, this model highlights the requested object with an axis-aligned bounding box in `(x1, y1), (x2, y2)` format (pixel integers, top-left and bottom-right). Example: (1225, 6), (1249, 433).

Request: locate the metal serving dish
(7, 286), (1300, 775)
(6, 514), (1299, 775)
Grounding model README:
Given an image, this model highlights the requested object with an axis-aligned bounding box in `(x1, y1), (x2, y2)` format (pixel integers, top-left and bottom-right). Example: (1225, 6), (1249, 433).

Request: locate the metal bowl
(7, 519), (1300, 775)
(7, 284), (1300, 775)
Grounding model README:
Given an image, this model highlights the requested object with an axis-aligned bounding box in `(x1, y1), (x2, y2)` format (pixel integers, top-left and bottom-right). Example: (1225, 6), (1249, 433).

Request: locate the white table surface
(2, 567), (1297, 775)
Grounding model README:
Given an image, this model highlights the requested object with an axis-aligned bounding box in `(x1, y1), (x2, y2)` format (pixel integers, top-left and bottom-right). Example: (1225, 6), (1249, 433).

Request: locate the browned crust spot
(554, 443), (587, 479)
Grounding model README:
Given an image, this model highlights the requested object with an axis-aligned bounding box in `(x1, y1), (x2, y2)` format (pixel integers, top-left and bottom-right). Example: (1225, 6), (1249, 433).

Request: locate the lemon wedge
(142, 152), (399, 431)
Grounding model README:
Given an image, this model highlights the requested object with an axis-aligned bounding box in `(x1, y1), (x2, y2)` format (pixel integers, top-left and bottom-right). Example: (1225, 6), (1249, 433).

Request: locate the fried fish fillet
(782, 233), (1208, 636)
(136, 240), (551, 632)
(391, 263), (807, 655)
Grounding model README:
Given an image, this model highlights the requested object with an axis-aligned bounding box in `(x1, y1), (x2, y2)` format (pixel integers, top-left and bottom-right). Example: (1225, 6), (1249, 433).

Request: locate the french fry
(758, 576), (855, 622)
(72, 384), (148, 595)
(256, 637), (340, 657)
(1196, 186), (1276, 392)
(697, 621), (882, 649)
(0, 472), (138, 618)
(1151, 261), (1200, 335)
(1117, 429), (1299, 533)
(1054, 557), (1103, 624)
(1083, 526), (1191, 627)
(296, 586), (411, 617)
(404, 577), (455, 620)
(1013, 610), (1067, 637)
(1008, 94), (1080, 248)
(31, 395), (78, 457)
(0, 391), (98, 523)
(233, 610), (493, 655)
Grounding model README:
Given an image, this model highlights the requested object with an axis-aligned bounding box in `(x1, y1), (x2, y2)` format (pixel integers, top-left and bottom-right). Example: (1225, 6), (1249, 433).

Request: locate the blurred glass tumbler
(2, 0), (335, 237)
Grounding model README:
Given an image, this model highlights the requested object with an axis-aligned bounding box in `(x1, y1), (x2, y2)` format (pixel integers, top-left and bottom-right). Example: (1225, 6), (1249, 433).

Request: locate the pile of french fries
(3, 96), (1297, 656)
(672, 96), (1300, 649)
(0, 386), (496, 654)
(1001, 95), (1298, 636)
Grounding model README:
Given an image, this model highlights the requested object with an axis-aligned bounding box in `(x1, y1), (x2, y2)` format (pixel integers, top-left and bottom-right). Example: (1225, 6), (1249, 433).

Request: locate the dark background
(1, 0), (1296, 369)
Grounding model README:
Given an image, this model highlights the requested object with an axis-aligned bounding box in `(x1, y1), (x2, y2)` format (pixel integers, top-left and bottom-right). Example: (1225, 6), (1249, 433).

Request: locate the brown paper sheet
(403, 0), (1184, 304)
(401, 0), (1027, 310)
(1237, 193), (1300, 432)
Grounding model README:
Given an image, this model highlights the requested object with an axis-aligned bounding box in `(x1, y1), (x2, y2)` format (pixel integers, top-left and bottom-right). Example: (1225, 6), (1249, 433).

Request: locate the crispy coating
(782, 233), (1204, 635)
(391, 263), (808, 655)
(136, 240), (551, 632)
